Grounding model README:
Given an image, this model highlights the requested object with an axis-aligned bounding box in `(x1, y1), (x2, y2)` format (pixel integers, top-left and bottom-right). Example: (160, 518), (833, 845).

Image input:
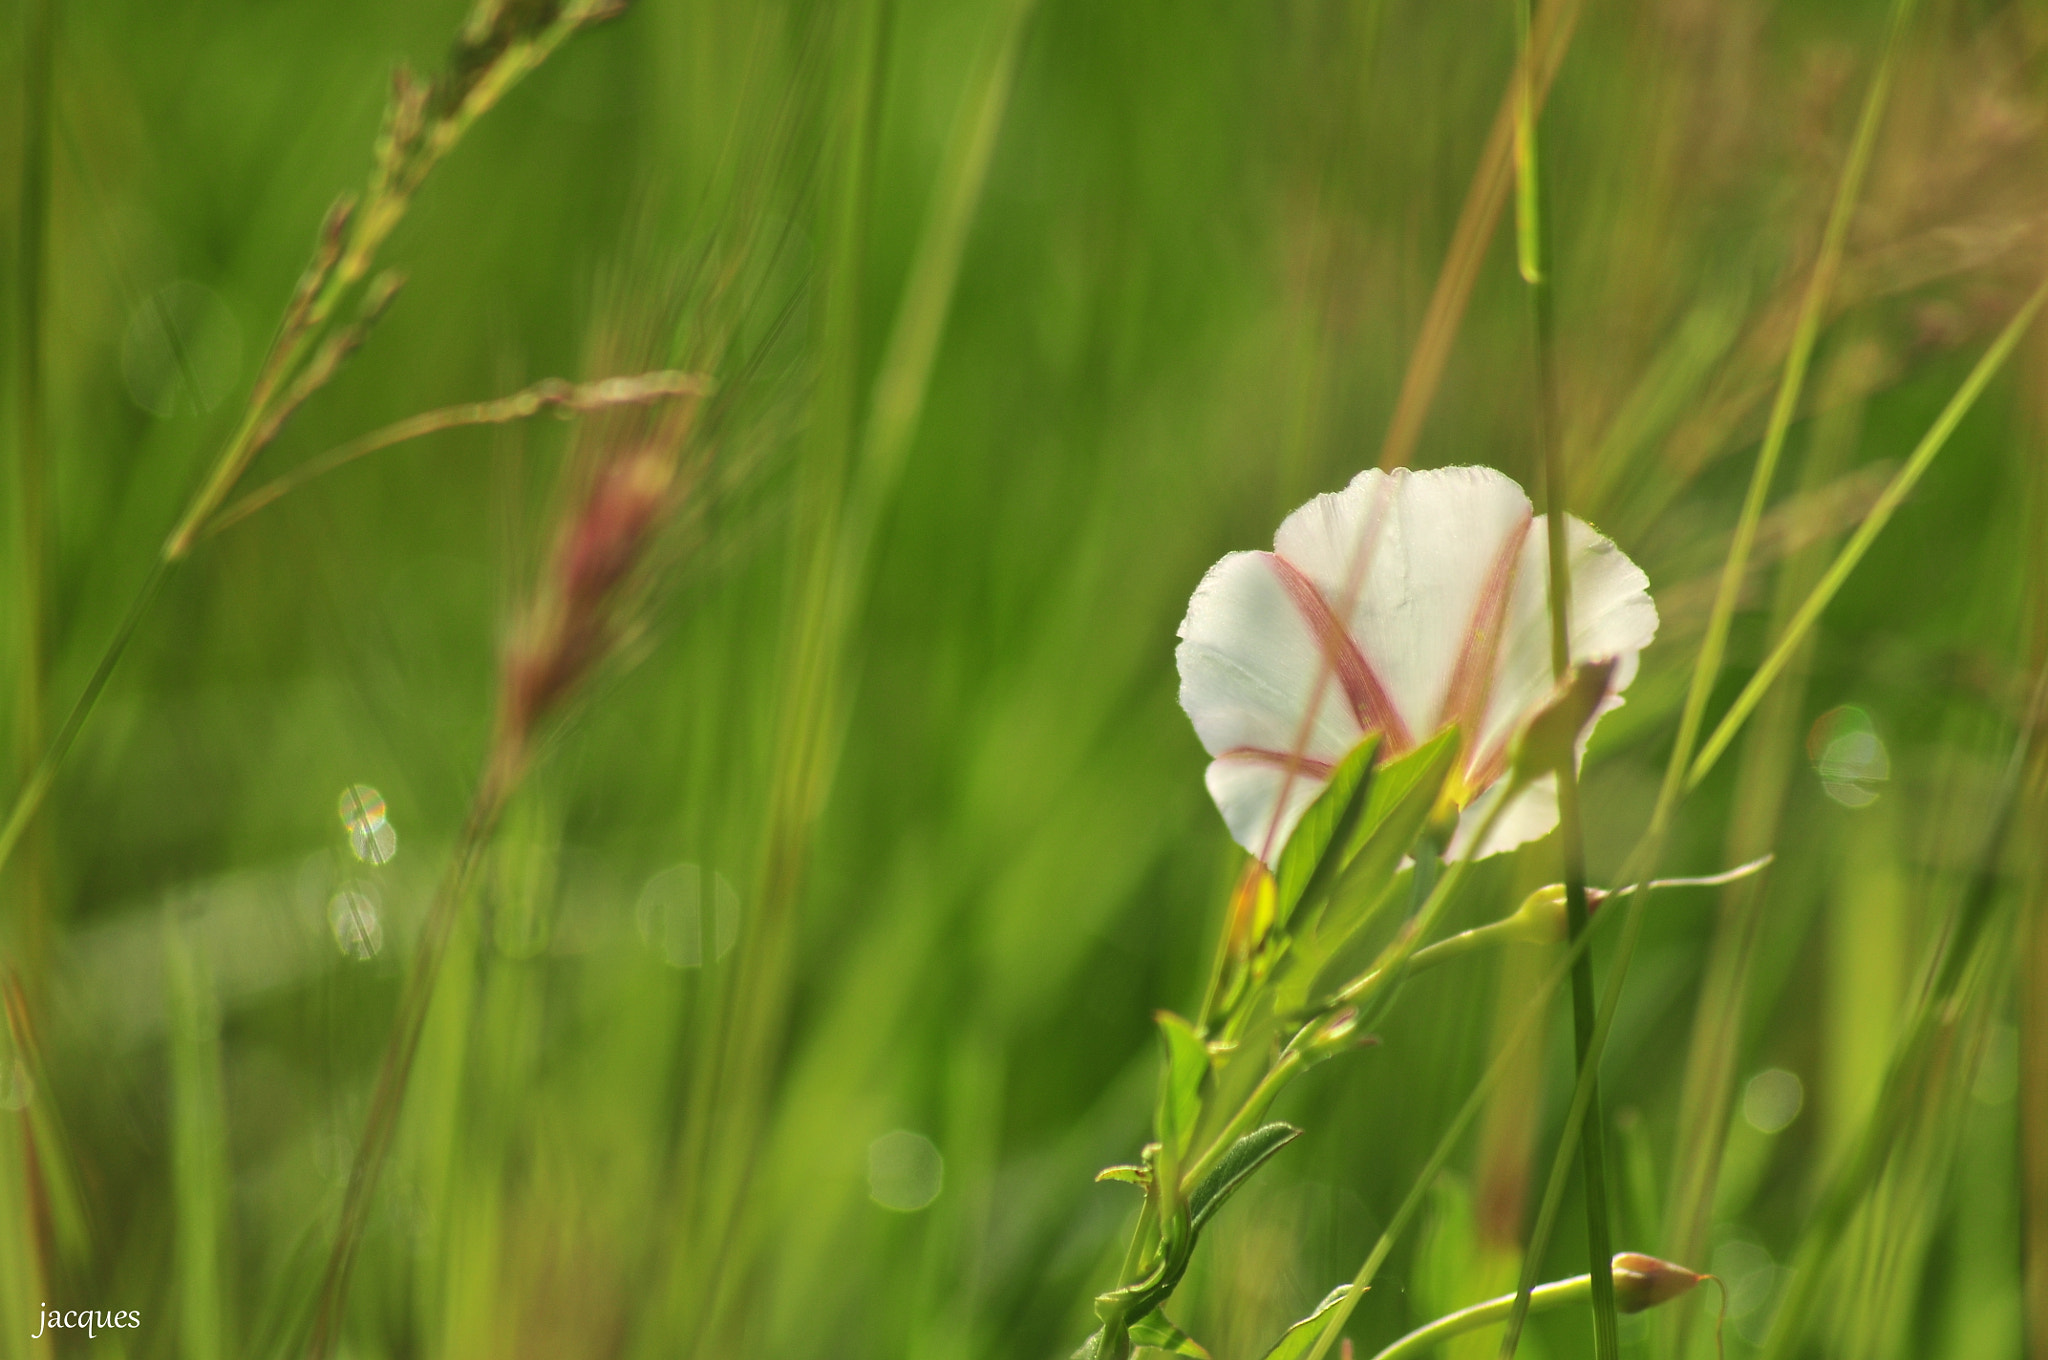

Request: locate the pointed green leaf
(1071, 1328), (1122, 1360)
(1259, 1284), (1356, 1360)
(1286, 728), (1462, 1000)
(1131, 1310), (1212, 1358)
(1154, 1011), (1209, 1162)
(1096, 1164), (1148, 1186)
(1188, 1121), (1301, 1233)
(1273, 735), (1381, 926)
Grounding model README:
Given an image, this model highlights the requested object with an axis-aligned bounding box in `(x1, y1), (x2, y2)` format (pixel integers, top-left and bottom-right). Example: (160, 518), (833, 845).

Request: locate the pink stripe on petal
(1216, 746), (1338, 779)
(1441, 513), (1532, 738)
(1262, 552), (1414, 752)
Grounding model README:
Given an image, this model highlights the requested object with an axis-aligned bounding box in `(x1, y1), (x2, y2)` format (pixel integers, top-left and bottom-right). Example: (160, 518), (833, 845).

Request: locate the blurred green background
(3, 0), (2046, 1357)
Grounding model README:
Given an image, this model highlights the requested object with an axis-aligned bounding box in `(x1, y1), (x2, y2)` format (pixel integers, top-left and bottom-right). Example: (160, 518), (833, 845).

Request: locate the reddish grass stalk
(305, 390), (702, 1360)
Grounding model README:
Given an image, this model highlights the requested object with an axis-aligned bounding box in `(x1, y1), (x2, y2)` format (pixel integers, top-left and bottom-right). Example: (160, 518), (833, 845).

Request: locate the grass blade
(8, 0), (56, 974)
(1659, 0), (1913, 816)
(1686, 273), (2048, 791)
(1514, 0), (1616, 1348)
(166, 922), (230, 1360)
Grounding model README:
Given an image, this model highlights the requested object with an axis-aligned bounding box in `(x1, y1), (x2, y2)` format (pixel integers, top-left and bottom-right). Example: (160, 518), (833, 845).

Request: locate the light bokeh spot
(329, 888), (385, 960)
(1712, 1237), (1785, 1341)
(635, 864), (741, 968)
(339, 784), (398, 865)
(1807, 706), (1890, 807)
(121, 280), (242, 416)
(1743, 1067), (1803, 1134)
(867, 1130), (944, 1212)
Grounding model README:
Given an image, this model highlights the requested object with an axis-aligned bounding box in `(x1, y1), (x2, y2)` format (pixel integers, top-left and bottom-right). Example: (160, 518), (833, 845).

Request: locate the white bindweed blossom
(1176, 465), (1657, 864)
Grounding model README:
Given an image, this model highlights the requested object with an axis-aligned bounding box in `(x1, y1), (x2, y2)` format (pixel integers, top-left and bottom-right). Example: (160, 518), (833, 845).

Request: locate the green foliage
(1278, 727), (1462, 1013)
(1186, 1122), (1302, 1234)
(1129, 1309), (1211, 1358)
(1259, 1285), (1357, 1360)
(1153, 1010), (1208, 1165)
(1273, 733), (1382, 927)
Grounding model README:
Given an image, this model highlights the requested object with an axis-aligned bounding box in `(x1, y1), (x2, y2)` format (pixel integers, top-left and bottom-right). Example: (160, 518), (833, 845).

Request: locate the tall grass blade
(166, 922), (230, 1360)
(1658, 338), (1874, 1355)
(1375, 0), (1582, 473)
(1658, 0), (1913, 816)
(1301, 916), (1601, 1360)
(1688, 274), (2048, 790)
(1757, 664), (2047, 1360)
(1514, 0), (1616, 1349)
(8, 0), (55, 976)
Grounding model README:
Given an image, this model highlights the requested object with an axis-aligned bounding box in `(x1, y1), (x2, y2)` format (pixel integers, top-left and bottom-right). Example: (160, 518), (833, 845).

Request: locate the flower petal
(1180, 465), (1658, 865)
(1203, 751), (1336, 862)
(1177, 550), (1365, 857)
(1274, 466), (1537, 746)
(1448, 772), (1560, 860)
(1476, 515), (1660, 779)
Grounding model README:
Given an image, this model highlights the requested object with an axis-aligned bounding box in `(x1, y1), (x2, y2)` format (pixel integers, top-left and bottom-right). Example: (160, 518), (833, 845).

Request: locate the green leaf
(1272, 734), (1382, 926)
(1259, 1284), (1356, 1360)
(1188, 1122), (1301, 1233)
(1154, 1011), (1209, 1163)
(1285, 728), (1462, 1001)
(1071, 1328), (1124, 1360)
(1095, 1164), (1148, 1186)
(1131, 1310), (1212, 1358)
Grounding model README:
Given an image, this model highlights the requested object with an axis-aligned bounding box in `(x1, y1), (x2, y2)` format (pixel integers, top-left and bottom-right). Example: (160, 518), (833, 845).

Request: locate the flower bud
(1611, 1252), (1706, 1314)
(1225, 860), (1277, 960)
(1504, 883), (1569, 944)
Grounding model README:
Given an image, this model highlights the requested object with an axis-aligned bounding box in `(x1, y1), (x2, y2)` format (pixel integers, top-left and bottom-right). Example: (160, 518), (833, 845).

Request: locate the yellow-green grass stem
(1757, 664), (2048, 1360)
(1656, 0), (1913, 820)
(1515, 0), (1616, 1343)
(1370, 1267), (1663, 1360)
(1500, 12), (1916, 1348)
(10, 0), (56, 976)
(1299, 860), (1617, 1360)
(1686, 272), (2048, 791)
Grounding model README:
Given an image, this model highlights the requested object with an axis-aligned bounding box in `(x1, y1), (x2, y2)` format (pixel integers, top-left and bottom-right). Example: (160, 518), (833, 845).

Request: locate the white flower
(1175, 465), (1658, 864)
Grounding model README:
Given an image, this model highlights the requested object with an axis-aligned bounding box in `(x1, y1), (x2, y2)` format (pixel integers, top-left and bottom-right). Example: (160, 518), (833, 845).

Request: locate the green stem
(1686, 271), (2048, 790)
(1513, 0), (1616, 1347)
(1495, 11), (1915, 1353)
(1298, 883), (1610, 1360)
(10, 0), (55, 972)
(1373, 1273), (1595, 1360)
(304, 749), (519, 1360)
(1656, 0), (1912, 818)
(0, 560), (172, 879)
(1757, 666), (2047, 1360)
(1175, 1051), (1304, 1200)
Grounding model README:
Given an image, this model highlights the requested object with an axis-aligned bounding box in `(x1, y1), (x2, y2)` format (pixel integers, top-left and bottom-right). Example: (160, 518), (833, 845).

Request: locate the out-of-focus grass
(2, 1), (2045, 1358)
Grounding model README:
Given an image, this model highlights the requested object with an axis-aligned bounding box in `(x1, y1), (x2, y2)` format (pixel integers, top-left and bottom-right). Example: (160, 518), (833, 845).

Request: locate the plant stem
(1757, 664), (2047, 1360)
(1498, 10), (1916, 1349)
(1375, 0), (1584, 473)
(203, 371), (710, 540)
(0, 2), (617, 892)
(0, 560), (172, 879)
(1175, 1052), (1304, 1199)
(304, 748), (520, 1360)
(1659, 338), (1870, 1353)
(1298, 886), (1609, 1360)
(1687, 271), (2048, 790)
(9, 0), (55, 979)
(1513, 0), (1617, 1349)
(1371, 1273), (1596, 1360)
(1656, 0), (1912, 818)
